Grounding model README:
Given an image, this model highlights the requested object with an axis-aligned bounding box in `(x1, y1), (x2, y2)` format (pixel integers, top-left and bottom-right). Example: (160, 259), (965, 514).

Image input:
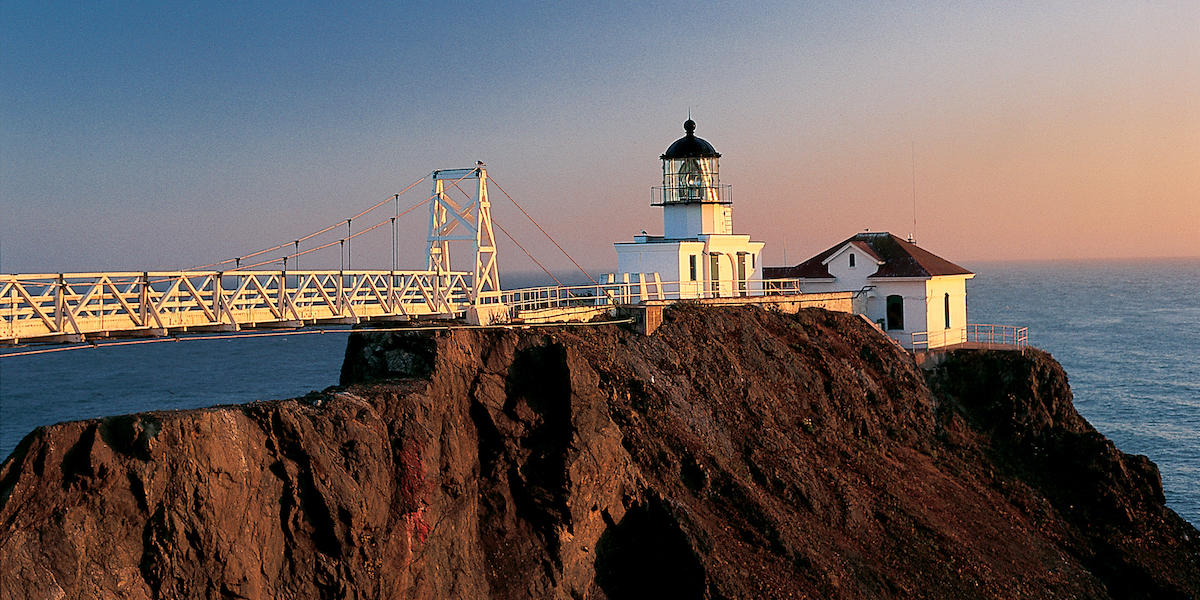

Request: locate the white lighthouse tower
(614, 119), (765, 298)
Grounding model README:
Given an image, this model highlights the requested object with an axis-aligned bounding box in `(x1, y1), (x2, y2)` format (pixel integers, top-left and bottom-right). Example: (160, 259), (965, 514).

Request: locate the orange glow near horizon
(1, 3), (1197, 273)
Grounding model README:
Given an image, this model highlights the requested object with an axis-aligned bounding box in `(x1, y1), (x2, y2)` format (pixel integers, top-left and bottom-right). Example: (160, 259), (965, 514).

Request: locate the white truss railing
(0, 270), (472, 343)
(499, 276), (814, 312)
(2, 268), (852, 344)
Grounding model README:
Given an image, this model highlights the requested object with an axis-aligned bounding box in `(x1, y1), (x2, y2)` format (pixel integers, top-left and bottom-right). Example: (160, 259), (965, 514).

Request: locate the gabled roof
(822, 240), (882, 266)
(764, 232), (973, 279)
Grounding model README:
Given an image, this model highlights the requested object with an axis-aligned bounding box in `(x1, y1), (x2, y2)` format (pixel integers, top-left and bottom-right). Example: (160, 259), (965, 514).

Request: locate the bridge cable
(488, 177), (598, 285)
(446, 182), (562, 286)
(492, 218), (562, 286)
(448, 180), (564, 285)
(185, 174), (429, 271)
(235, 202), (428, 271)
(229, 166), (477, 270)
(230, 168), (481, 271)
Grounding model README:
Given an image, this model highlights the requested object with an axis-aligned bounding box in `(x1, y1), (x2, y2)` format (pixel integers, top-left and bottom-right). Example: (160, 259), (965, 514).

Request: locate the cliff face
(1, 305), (1197, 599)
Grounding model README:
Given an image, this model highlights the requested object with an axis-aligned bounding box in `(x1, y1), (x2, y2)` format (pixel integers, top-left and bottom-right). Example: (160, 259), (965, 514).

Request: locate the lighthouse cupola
(656, 119), (732, 238)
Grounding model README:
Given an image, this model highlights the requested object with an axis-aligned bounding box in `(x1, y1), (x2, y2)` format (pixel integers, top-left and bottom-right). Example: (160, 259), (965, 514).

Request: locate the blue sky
(3, 2), (1197, 274)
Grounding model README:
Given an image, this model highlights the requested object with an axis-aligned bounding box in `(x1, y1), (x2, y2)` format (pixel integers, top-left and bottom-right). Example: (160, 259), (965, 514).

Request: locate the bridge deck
(0, 270), (474, 344)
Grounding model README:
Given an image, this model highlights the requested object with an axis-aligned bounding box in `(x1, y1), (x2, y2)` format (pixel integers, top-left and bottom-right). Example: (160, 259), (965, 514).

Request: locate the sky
(2, 1), (1197, 277)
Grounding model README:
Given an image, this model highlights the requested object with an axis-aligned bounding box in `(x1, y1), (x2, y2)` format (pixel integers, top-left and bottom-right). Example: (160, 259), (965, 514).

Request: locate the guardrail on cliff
(498, 276), (811, 313)
(911, 323), (1028, 351)
(495, 277), (870, 326)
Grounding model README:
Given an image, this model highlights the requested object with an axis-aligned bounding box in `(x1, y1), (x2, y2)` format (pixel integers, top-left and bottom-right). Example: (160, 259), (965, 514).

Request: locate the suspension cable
(228, 168), (482, 271)
(492, 218), (562, 286)
(488, 177), (598, 285)
(445, 181), (561, 286)
(235, 206), (418, 271)
(186, 174), (429, 271)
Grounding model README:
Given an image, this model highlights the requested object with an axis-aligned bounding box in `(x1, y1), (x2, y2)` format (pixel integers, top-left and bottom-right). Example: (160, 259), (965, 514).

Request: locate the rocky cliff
(1, 305), (1197, 599)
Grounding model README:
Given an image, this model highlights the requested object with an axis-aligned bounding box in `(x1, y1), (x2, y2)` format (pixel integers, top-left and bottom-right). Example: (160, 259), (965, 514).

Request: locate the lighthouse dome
(661, 119), (721, 159)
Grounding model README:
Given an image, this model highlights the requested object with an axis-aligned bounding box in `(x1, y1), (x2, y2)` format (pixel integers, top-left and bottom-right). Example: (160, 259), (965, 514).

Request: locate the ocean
(1, 259), (1196, 525)
(967, 258), (1199, 526)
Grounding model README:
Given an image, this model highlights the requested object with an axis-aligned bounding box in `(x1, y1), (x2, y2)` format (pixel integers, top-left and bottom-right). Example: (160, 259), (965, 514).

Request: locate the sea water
(968, 258), (1199, 526)
(1, 260), (1196, 525)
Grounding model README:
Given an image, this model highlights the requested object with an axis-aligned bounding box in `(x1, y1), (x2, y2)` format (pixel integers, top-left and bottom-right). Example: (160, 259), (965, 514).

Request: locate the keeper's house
(764, 232), (974, 349)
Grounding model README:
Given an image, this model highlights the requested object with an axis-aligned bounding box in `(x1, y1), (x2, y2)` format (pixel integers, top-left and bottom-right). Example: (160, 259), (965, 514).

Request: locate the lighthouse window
(678, 159), (701, 201)
(689, 255), (697, 281)
(886, 295), (904, 330)
(849, 253), (856, 268)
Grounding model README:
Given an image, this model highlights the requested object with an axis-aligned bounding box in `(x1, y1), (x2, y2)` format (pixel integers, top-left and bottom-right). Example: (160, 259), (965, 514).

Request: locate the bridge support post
(140, 272), (149, 328)
(55, 274), (65, 334)
(428, 165), (507, 323)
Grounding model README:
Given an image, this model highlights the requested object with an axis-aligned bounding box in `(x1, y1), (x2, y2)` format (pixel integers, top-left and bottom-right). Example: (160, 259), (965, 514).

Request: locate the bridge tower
(427, 165), (507, 323)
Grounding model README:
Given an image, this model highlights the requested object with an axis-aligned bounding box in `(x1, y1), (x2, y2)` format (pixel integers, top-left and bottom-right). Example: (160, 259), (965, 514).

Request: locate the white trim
(868, 273), (975, 283)
(822, 243), (882, 267)
(867, 276), (931, 283)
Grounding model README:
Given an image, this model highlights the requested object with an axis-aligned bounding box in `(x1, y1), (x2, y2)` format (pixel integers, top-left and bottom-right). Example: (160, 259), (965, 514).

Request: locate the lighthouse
(614, 119), (765, 298)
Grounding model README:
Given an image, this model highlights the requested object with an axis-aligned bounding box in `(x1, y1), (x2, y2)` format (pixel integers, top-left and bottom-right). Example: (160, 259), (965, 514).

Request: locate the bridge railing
(0, 270), (473, 343)
(911, 323), (1029, 351)
(499, 277), (812, 314)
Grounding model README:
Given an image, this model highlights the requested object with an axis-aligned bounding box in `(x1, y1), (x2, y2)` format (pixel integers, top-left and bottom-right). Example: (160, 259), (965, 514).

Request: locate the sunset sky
(2, 2), (1197, 276)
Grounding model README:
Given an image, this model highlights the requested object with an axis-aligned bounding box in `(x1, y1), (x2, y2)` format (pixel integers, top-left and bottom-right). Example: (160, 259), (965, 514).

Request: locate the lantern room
(654, 120), (733, 238)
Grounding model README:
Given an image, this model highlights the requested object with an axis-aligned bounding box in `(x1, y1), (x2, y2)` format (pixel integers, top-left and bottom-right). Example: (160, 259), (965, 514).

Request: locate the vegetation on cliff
(1, 305), (1196, 598)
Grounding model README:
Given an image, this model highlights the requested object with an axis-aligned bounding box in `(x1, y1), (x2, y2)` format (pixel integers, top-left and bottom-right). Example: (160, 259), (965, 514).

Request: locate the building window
(944, 293), (951, 329)
(689, 255), (697, 281)
(849, 253), (856, 268)
(886, 295), (904, 330)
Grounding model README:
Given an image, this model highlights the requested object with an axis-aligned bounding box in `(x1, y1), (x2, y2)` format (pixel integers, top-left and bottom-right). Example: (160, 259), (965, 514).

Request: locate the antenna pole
(910, 141), (917, 243)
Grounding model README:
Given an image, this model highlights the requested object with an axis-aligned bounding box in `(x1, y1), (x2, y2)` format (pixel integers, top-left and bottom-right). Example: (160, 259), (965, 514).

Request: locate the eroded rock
(1, 305), (1197, 599)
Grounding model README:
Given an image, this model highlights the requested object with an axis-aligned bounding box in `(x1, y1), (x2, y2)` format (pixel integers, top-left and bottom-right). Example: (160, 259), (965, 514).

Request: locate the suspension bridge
(1, 165), (822, 347)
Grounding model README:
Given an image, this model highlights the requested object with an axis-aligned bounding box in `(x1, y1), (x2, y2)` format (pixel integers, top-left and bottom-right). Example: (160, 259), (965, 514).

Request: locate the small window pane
(886, 295), (904, 330)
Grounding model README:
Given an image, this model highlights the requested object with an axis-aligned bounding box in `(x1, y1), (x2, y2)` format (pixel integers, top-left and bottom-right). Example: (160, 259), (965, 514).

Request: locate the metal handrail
(0, 269), (475, 343)
(650, 183), (733, 205)
(911, 323), (1029, 351)
(498, 277), (812, 313)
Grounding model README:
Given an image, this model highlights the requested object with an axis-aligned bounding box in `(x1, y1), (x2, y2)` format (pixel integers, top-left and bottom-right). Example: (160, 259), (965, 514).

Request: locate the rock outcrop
(1, 305), (1197, 598)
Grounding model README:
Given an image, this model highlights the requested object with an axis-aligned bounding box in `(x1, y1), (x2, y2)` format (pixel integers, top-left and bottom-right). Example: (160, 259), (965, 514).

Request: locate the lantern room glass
(661, 156), (720, 204)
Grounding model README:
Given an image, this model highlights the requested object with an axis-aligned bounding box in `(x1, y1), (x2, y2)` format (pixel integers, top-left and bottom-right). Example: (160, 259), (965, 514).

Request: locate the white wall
(615, 236), (763, 299)
(921, 275), (972, 347)
(863, 279), (928, 347)
(663, 205), (702, 239)
(824, 245), (875, 293)
(664, 203), (732, 238)
(615, 240), (705, 298)
(702, 234), (765, 297)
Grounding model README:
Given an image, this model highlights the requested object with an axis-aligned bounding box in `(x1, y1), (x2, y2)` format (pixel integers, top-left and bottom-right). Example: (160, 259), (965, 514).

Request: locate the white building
(764, 232), (975, 349)
(614, 120), (765, 298)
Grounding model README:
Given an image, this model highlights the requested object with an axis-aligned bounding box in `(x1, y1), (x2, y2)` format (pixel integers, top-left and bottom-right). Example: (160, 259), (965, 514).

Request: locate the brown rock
(1, 305), (1197, 599)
